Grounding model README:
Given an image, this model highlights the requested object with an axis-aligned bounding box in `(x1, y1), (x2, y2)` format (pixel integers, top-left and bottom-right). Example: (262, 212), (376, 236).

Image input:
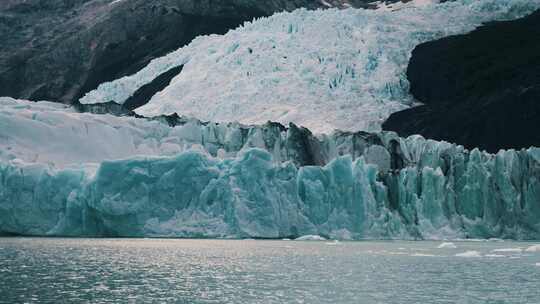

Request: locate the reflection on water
(0, 238), (539, 303)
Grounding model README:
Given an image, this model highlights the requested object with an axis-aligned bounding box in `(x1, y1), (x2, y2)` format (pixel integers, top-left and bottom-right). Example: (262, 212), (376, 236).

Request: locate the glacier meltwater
(81, 0), (540, 133)
(1, 98), (539, 239)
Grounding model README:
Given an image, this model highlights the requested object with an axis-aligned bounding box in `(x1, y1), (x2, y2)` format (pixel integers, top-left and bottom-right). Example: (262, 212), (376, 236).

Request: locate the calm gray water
(0, 238), (539, 304)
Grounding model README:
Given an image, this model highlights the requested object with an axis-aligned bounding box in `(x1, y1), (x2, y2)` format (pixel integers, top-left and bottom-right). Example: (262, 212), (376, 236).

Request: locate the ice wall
(0, 98), (382, 168)
(80, 0), (540, 133)
(1, 99), (539, 239)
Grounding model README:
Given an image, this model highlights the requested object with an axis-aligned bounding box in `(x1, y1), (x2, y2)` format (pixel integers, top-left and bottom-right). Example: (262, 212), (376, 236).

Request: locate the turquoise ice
(1, 100), (539, 239)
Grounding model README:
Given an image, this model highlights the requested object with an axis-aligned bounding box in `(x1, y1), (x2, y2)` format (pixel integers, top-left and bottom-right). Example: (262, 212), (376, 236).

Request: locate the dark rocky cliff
(383, 10), (540, 153)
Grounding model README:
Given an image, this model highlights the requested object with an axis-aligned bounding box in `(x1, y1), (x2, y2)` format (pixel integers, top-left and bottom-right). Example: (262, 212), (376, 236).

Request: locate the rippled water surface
(0, 238), (539, 303)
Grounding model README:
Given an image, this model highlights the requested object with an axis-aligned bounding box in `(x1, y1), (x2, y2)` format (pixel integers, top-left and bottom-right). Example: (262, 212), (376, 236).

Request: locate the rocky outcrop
(0, 0), (385, 105)
(383, 9), (540, 153)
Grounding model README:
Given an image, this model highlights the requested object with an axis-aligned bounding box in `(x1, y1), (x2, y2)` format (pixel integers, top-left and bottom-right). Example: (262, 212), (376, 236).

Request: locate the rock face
(0, 0), (382, 105)
(383, 10), (540, 153)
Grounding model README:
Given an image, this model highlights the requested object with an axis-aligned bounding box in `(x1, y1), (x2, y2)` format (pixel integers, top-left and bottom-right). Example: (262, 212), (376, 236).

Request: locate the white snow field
(2, 98), (540, 239)
(80, 0), (540, 133)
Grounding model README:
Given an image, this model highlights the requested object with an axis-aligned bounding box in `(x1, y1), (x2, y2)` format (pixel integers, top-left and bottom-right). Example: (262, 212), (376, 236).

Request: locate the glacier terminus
(1, 98), (539, 239)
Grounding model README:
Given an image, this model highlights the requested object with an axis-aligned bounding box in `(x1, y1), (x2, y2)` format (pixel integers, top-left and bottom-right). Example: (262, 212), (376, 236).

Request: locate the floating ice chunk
(525, 245), (540, 252)
(411, 253), (436, 257)
(388, 251), (408, 255)
(325, 240), (341, 246)
(492, 248), (523, 253)
(536, 263), (540, 267)
(455, 251), (482, 258)
(437, 242), (457, 249)
(454, 239), (486, 242)
(484, 254), (505, 258)
(295, 235), (327, 241)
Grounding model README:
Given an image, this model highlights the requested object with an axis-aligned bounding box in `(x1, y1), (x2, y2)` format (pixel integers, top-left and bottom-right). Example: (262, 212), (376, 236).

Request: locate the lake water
(0, 238), (539, 303)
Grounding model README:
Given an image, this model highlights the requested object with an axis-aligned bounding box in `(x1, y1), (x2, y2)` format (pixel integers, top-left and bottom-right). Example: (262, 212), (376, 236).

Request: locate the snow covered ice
(0, 97), (399, 169)
(80, 0), (540, 133)
(1, 98), (540, 239)
(373, 0), (440, 11)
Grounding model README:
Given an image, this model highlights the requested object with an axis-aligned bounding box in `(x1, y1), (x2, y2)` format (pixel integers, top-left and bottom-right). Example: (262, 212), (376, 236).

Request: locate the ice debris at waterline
(455, 251), (483, 258)
(1, 99), (539, 239)
(491, 248), (523, 253)
(295, 235), (327, 241)
(437, 242), (457, 249)
(80, 0), (540, 133)
(526, 245), (540, 252)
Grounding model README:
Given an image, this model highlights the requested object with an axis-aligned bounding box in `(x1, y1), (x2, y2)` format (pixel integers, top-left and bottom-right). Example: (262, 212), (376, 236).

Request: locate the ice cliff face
(80, 0), (540, 133)
(1, 98), (539, 239)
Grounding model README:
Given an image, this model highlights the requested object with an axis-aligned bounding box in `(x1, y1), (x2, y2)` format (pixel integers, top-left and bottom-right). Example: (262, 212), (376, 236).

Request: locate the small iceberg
(492, 248), (522, 253)
(411, 253), (436, 257)
(455, 251), (482, 258)
(325, 240), (341, 246)
(454, 238), (485, 242)
(484, 254), (505, 258)
(525, 245), (540, 252)
(295, 235), (327, 241)
(437, 242), (457, 249)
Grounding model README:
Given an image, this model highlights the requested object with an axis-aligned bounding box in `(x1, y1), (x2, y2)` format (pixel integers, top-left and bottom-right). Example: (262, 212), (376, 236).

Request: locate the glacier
(1, 98), (539, 239)
(0, 97), (386, 168)
(80, 0), (540, 133)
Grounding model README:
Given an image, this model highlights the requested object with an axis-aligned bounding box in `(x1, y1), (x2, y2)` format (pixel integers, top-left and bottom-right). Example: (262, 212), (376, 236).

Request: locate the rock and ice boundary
(79, 0), (540, 133)
(1, 98), (539, 239)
